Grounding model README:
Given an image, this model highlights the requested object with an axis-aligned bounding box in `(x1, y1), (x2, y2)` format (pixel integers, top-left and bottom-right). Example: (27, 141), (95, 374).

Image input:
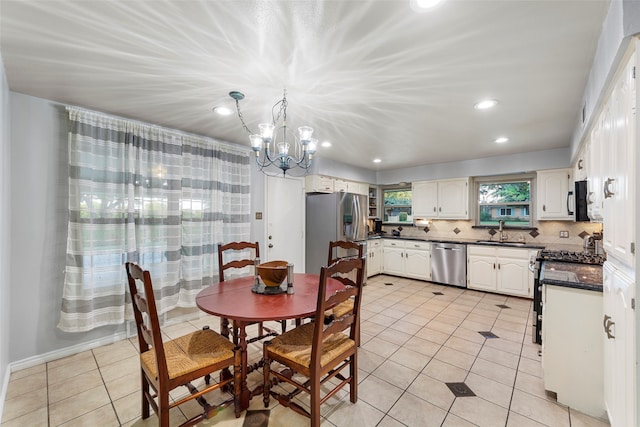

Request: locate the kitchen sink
(475, 240), (528, 247)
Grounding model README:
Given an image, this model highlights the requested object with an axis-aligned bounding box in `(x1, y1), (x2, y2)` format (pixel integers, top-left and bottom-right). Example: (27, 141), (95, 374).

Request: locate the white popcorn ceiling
(0, 0), (610, 170)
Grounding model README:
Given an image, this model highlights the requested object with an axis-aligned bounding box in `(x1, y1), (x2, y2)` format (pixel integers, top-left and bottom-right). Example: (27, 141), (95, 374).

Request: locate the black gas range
(532, 249), (605, 344)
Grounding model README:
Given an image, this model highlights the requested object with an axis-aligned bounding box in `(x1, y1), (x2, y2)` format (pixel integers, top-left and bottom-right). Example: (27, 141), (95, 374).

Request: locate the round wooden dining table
(195, 273), (344, 411)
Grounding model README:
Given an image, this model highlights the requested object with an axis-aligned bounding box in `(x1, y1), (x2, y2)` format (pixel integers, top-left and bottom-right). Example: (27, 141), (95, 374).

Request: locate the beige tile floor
(2, 274), (611, 427)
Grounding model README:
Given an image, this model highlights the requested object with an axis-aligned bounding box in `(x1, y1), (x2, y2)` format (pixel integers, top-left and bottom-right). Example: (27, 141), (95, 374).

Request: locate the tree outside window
(383, 188), (412, 224)
(478, 179), (531, 226)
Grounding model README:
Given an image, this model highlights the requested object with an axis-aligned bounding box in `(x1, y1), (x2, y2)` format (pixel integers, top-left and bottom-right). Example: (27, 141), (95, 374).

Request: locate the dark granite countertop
(540, 261), (603, 292)
(368, 235), (545, 249)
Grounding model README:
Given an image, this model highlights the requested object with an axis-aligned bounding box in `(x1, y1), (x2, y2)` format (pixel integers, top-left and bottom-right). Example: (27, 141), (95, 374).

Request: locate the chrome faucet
(498, 220), (508, 242)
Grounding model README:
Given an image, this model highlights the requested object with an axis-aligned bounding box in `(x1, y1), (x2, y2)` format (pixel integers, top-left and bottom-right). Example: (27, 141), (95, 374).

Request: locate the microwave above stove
(574, 180), (590, 222)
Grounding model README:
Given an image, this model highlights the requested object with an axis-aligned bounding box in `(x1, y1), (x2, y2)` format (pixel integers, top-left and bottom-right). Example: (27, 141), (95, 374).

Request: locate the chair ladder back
(218, 241), (260, 282)
(327, 240), (364, 265)
(312, 257), (364, 366)
(125, 262), (169, 380)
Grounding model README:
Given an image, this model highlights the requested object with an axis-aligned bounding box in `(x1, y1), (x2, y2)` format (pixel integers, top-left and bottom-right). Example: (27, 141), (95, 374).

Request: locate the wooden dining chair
(125, 262), (241, 426)
(262, 256), (365, 427)
(218, 241), (286, 344)
(326, 241), (364, 342)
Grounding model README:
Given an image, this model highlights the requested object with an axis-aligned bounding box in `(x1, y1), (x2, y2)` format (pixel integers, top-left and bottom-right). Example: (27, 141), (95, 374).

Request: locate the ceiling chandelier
(229, 89), (317, 175)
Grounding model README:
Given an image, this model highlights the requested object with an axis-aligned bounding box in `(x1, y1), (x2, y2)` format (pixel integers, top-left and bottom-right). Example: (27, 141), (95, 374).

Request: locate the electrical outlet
(559, 231), (569, 238)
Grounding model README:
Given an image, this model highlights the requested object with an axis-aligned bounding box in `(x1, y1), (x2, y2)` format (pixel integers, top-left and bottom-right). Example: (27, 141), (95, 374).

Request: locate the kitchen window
(383, 187), (412, 224)
(476, 175), (533, 227)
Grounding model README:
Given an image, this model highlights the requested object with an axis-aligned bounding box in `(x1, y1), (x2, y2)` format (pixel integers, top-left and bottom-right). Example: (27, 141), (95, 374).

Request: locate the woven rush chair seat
(265, 322), (355, 371)
(125, 262), (241, 427)
(140, 329), (235, 380)
(263, 256), (365, 427)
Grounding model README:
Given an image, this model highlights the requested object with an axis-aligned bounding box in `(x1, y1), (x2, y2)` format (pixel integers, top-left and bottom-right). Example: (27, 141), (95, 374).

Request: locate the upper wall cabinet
(305, 175), (369, 196)
(536, 168), (573, 220)
(600, 50), (636, 267)
(412, 177), (471, 219)
(305, 175), (334, 193)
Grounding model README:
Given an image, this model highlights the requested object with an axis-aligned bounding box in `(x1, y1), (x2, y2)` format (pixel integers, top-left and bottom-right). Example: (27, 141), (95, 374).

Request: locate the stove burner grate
(537, 250), (605, 265)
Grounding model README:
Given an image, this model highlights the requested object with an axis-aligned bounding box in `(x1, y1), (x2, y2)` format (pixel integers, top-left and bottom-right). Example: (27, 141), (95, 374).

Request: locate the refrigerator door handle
(353, 194), (361, 241)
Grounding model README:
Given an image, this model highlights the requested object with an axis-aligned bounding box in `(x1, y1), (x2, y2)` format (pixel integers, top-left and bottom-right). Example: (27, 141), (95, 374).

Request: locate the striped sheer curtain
(59, 108), (251, 333)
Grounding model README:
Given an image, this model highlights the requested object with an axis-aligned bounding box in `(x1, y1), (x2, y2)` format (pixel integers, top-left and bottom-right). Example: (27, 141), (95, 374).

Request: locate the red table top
(195, 273), (344, 322)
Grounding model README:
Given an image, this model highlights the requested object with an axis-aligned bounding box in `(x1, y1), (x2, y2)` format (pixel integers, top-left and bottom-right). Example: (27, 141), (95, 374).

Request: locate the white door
(265, 175), (305, 273)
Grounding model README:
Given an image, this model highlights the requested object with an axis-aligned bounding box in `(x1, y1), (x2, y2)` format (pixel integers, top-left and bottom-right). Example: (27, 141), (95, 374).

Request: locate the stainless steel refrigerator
(305, 192), (368, 278)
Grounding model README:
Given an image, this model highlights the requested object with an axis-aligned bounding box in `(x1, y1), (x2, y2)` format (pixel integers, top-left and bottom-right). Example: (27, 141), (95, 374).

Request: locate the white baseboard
(8, 331), (129, 373)
(0, 364), (9, 425)
(8, 310), (207, 374)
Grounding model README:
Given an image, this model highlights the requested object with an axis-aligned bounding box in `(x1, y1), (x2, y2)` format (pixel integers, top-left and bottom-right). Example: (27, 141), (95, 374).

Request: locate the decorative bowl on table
(256, 260), (288, 288)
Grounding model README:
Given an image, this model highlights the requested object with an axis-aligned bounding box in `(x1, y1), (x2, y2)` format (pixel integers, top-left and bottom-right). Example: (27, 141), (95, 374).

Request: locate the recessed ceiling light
(212, 106), (233, 116)
(411, 0), (444, 10)
(321, 141), (332, 148)
(474, 99), (498, 110)
(494, 137), (509, 143)
(373, 158), (381, 163)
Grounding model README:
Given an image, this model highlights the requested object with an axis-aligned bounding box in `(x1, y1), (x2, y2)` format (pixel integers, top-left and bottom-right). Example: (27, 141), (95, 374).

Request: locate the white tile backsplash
(379, 220), (602, 246)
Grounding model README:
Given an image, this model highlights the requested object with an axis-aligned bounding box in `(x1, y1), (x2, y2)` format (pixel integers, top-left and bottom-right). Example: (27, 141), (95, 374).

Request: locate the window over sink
(476, 174), (533, 227)
(383, 187), (412, 225)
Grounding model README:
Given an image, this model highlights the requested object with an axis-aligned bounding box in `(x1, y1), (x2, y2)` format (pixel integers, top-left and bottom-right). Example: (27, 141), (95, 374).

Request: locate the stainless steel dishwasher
(431, 242), (467, 287)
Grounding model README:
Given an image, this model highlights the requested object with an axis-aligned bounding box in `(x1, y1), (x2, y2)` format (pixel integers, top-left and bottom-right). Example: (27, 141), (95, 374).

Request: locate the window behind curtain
(59, 108), (251, 333)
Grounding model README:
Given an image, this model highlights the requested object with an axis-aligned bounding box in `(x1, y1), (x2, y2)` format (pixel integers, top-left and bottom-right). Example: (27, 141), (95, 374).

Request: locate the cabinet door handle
(603, 314), (615, 339)
(604, 178), (615, 199)
(493, 263), (496, 269)
(433, 207), (436, 212)
(542, 204), (546, 212)
(497, 263), (500, 270)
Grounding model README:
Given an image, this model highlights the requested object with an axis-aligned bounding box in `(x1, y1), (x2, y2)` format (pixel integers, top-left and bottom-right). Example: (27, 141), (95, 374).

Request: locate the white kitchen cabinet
(573, 144), (587, 182)
(603, 262), (636, 427)
(346, 181), (368, 196)
(536, 168), (573, 220)
(382, 240), (404, 276)
(305, 175), (334, 193)
(412, 180), (438, 217)
(412, 177), (470, 219)
(601, 51), (636, 268)
(382, 239), (430, 280)
(333, 178), (348, 193)
(467, 245), (535, 298)
(366, 239), (383, 277)
(405, 241), (431, 280)
(586, 125), (604, 221)
(542, 284), (605, 419)
(467, 246), (496, 292)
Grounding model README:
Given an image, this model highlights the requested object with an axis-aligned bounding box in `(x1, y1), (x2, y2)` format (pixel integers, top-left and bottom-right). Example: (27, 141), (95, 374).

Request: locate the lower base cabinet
(542, 284), (605, 419)
(603, 262), (636, 427)
(467, 245), (535, 298)
(382, 239), (430, 281)
(366, 240), (382, 277)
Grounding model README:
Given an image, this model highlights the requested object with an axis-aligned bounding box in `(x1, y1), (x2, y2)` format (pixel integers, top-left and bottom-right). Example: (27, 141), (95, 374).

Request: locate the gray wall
(0, 55), (11, 404)
(375, 147), (570, 185)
